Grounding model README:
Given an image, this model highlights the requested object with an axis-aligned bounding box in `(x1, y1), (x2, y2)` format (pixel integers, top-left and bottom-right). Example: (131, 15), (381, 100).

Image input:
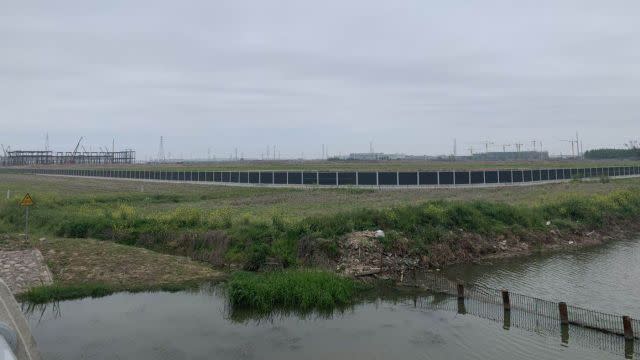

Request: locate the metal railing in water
(415, 272), (639, 358)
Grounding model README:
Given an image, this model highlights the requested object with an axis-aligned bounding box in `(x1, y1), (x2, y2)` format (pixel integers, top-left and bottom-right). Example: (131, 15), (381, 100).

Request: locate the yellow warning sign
(20, 193), (34, 206)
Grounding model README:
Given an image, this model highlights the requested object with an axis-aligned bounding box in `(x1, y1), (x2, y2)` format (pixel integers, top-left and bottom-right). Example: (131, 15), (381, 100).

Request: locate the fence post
(559, 302), (569, 325)
(623, 316), (634, 340)
(502, 290), (510, 311)
(457, 283), (464, 300)
(561, 323), (569, 344)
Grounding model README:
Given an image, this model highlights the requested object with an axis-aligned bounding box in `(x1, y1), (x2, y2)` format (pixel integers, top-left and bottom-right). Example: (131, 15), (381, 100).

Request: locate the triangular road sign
(20, 193), (34, 206)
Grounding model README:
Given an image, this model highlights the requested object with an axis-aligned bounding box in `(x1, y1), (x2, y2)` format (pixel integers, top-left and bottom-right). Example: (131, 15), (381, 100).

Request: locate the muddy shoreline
(331, 218), (640, 281)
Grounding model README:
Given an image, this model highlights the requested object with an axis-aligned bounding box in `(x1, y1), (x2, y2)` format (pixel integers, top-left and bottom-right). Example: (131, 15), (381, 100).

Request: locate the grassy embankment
(0, 235), (222, 303)
(2, 173), (640, 307)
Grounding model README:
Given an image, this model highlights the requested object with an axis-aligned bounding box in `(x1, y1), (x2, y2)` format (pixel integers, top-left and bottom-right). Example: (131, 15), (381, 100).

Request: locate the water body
(24, 238), (640, 360)
(444, 237), (640, 317)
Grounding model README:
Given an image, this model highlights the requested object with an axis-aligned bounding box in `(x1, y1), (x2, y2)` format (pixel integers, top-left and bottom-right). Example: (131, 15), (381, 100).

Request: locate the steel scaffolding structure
(1, 150), (135, 166)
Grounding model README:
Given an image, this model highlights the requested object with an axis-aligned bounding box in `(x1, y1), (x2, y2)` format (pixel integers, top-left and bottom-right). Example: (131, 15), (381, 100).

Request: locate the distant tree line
(584, 141), (640, 159)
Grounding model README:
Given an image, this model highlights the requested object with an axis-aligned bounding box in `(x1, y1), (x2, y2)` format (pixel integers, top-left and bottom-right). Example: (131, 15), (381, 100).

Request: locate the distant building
(471, 151), (549, 161)
(344, 153), (412, 161)
(347, 153), (389, 160)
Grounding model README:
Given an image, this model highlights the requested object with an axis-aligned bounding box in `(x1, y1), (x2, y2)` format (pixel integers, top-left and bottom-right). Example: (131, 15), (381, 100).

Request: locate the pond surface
(444, 237), (640, 316)
(25, 237), (640, 360)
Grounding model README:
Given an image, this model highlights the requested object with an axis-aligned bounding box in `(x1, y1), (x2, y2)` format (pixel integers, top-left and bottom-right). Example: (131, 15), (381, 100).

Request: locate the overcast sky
(1, 1), (639, 160)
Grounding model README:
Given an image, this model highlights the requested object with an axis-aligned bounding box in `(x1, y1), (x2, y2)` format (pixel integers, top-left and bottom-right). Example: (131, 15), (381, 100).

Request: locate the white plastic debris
(546, 221), (551, 226)
(374, 230), (385, 238)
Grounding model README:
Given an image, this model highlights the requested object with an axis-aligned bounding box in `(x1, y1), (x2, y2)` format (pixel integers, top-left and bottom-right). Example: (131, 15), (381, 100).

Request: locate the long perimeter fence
(2, 165), (640, 188)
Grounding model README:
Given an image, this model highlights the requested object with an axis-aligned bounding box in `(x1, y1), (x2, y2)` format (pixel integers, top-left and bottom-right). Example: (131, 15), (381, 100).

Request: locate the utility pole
(45, 133), (50, 152)
(514, 143), (523, 152)
(560, 140), (576, 157)
(453, 139), (457, 157)
(235, 148), (238, 161)
(481, 141), (494, 153)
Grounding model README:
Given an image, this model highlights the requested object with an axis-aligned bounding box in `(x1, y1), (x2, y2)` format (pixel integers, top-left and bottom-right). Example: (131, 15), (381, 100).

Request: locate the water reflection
(443, 238), (640, 316)
(23, 284), (636, 359)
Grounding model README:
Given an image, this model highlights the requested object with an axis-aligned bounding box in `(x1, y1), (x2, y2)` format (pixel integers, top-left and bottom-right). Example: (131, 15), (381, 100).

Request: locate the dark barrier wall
(485, 171), (498, 183)
(470, 171), (484, 184)
(318, 172), (337, 185)
(512, 170), (523, 183)
(13, 165), (640, 188)
(439, 171), (454, 185)
(358, 172), (377, 185)
(288, 172), (302, 184)
(378, 172), (397, 185)
(454, 171), (470, 185)
(419, 172), (438, 185)
(274, 172), (287, 184)
(398, 172), (417, 186)
(260, 172), (273, 184)
(303, 172), (317, 185)
(338, 172), (357, 185)
(498, 171), (512, 183)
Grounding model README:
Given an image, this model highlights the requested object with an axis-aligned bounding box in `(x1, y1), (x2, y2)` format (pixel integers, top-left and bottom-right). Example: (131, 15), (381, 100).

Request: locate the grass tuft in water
(227, 270), (364, 312)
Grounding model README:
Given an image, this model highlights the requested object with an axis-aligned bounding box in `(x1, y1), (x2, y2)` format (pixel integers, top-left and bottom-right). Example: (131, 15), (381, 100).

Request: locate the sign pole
(25, 206), (29, 240)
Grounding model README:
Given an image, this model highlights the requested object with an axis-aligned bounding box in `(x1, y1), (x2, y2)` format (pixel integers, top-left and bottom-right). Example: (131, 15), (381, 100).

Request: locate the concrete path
(0, 250), (53, 294)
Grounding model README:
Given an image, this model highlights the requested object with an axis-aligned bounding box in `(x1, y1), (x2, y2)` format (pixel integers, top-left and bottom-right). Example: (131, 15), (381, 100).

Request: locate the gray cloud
(1, 0), (639, 159)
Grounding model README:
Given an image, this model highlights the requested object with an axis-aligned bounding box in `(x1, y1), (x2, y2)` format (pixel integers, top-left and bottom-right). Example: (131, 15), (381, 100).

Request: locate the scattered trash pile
(336, 230), (420, 280)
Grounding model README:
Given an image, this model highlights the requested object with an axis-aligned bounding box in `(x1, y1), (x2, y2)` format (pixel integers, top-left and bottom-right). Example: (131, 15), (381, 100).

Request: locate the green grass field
(2, 173), (640, 222)
(3, 171), (640, 304)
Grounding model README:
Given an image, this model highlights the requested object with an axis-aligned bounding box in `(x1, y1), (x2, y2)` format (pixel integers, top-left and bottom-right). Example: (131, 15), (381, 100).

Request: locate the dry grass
(0, 235), (222, 288)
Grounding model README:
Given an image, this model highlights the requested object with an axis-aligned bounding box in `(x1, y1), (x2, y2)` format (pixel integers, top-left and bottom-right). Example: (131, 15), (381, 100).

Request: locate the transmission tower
(45, 133), (50, 152)
(158, 136), (166, 162)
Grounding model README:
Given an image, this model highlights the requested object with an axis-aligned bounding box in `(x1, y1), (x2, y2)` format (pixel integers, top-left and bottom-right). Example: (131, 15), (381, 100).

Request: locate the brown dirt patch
(0, 235), (222, 289)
